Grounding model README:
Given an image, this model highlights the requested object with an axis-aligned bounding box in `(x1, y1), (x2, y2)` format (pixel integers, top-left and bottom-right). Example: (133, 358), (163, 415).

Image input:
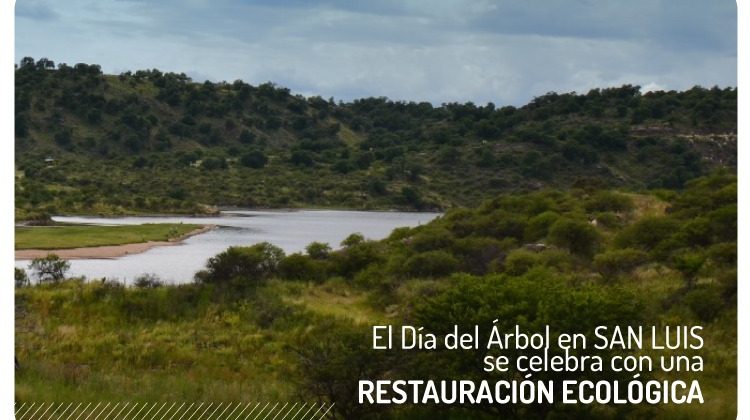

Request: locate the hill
(14, 57), (737, 216)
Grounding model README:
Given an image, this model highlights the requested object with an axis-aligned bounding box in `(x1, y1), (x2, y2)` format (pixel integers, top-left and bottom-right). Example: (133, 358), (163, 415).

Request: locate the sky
(15, 0), (737, 106)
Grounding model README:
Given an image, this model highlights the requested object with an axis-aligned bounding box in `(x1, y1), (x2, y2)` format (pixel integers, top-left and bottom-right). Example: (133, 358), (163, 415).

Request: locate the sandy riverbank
(15, 225), (216, 260)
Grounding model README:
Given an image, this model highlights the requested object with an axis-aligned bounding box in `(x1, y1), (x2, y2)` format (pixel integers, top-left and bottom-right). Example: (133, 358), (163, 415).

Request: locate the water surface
(16, 210), (439, 284)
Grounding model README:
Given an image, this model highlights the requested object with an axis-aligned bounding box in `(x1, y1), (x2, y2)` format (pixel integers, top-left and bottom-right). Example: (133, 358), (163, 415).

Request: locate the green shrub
(340, 233), (365, 248)
(133, 273), (164, 288)
(503, 249), (540, 275)
(239, 150), (268, 168)
(403, 250), (459, 278)
(15, 268), (30, 287)
(29, 254), (70, 284)
(524, 211), (559, 242)
(682, 286), (724, 322)
(279, 253), (326, 281)
(305, 242), (332, 259)
(199, 242), (285, 284)
(593, 249), (648, 278)
(584, 191), (634, 213)
(615, 216), (680, 251)
(410, 227), (454, 252)
(548, 218), (600, 258)
(330, 241), (383, 278)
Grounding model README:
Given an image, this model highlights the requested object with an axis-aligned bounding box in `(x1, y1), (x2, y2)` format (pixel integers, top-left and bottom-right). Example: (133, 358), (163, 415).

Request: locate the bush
(341, 233), (365, 248)
(503, 249), (540, 276)
(306, 242), (332, 259)
(584, 191), (634, 213)
(403, 250), (459, 278)
(524, 211), (559, 241)
(330, 241), (383, 278)
(239, 150), (268, 168)
(548, 218), (600, 258)
(593, 249), (648, 279)
(615, 217), (680, 251)
(199, 242), (285, 284)
(201, 156), (227, 170)
(15, 268), (30, 287)
(133, 273), (164, 288)
(682, 286), (724, 322)
(279, 253), (326, 281)
(410, 228), (454, 252)
(29, 254), (70, 284)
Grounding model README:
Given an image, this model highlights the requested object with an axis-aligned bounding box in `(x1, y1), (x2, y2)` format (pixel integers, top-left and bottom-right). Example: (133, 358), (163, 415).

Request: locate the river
(15, 210), (440, 284)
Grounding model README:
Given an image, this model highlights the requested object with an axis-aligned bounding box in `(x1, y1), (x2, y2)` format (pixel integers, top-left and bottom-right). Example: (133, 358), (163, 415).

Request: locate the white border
(1, 1), (15, 418)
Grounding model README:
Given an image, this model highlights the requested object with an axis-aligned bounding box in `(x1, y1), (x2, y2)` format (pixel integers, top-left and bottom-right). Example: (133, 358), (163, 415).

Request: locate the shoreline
(15, 224), (216, 260)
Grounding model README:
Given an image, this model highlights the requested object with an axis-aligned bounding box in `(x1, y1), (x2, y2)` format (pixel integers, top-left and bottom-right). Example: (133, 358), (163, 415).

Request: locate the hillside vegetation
(16, 172), (736, 418)
(15, 57), (736, 217)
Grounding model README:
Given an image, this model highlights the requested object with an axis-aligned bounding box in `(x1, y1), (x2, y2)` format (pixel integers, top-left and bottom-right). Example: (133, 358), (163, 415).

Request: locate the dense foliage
(15, 57), (736, 217)
(16, 173), (736, 418)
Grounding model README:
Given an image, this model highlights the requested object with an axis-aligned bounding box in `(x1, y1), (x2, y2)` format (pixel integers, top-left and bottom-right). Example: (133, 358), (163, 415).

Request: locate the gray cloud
(15, 0), (736, 105)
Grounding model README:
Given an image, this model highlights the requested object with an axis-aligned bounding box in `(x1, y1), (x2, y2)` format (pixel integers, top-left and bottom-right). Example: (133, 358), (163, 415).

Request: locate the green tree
(548, 218), (600, 258)
(239, 150), (268, 169)
(198, 242), (285, 284)
(29, 254), (70, 284)
(305, 242), (332, 259)
(15, 268), (30, 287)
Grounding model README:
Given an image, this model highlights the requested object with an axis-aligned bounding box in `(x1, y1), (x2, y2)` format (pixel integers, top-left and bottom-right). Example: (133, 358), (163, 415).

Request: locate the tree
(548, 218), (600, 258)
(593, 249), (648, 279)
(29, 254), (70, 284)
(278, 253), (326, 281)
(290, 150), (315, 167)
(15, 268), (30, 288)
(673, 251), (705, 289)
(198, 242), (285, 284)
(306, 242), (331, 259)
(403, 250), (459, 277)
(239, 150), (268, 169)
(341, 233), (365, 248)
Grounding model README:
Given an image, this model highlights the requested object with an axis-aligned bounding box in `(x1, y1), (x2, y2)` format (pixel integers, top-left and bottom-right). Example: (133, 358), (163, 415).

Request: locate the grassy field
(15, 223), (201, 250)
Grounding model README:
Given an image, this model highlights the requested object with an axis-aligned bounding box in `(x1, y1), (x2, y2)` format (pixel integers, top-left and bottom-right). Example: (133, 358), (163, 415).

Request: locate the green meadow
(15, 223), (201, 249)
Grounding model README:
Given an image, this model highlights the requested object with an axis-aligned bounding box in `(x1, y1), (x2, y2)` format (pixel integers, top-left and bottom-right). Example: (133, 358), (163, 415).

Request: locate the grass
(15, 223), (202, 250)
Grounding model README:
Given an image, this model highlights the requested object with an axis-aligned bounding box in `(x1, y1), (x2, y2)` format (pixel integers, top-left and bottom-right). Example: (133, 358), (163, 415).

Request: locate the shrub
(548, 218), (600, 258)
(503, 249), (540, 276)
(15, 268), (30, 287)
(199, 242), (285, 284)
(593, 249), (648, 279)
(682, 286), (724, 322)
(279, 253), (326, 281)
(524, 211), (559, 241)
(410, 228), (454, 252)
(306, 242), (332, 259)
(29, 254), (70, 284)
(201, 156), (227, 170)
(239, 150), (268, 168)
(615, 217), (679, 251)
(403, 250), (459, 278)
(584, 191), (634, 213)
(341, 233), (365, 248)
(133, 273), (164, 288)
(330, 241), (383, 278)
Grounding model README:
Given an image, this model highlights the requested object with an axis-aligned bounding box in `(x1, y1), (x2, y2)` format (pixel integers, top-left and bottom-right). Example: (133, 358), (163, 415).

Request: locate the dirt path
(15, 225), (215, 260)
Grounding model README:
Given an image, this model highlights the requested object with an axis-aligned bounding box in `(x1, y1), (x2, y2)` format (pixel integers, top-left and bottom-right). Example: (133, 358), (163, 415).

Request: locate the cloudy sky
(15, 0), (736, 105)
